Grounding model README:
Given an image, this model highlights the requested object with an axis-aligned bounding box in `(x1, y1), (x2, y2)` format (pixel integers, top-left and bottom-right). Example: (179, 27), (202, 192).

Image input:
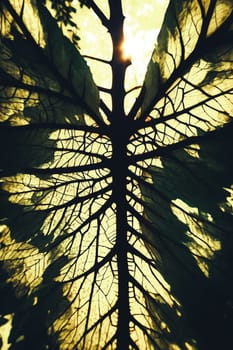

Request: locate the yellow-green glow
(1, 0), (232, 349)
(76, 0), (169, 110)
(171, 199), (221, 277)
(122, 0), (169, 86)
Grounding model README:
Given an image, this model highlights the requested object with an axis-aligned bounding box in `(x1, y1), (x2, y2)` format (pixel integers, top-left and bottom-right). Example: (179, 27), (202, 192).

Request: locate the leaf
(0, 1), (233, 349)
(140, 123), (233, 349)
(0, 0), (100, 126)
(37, 2), (99, 113)
(0, 3), (103, 348)
(137, 1), (233, 348)
(141, 0), (232, 122)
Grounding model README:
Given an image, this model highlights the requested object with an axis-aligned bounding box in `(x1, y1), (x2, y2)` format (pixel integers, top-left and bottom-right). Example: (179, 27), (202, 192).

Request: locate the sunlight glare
(122, 0), (169, 86)
(77, 0), (169, 97)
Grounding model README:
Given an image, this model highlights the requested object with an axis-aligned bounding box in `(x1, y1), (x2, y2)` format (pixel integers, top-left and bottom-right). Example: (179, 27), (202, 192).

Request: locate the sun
(121, 34), (134, 61)
(121, 1), (169, 83)
(121, 27), (161, 83)
(77, 1), (169, 88)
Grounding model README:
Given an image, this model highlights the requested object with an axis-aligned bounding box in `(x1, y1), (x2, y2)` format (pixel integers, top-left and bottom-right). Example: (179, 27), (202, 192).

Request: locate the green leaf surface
(141, 0), (232, 118)
(140, 123), (233, 349)
(0, 0), (100, 126)
(0, 1), (233, 349)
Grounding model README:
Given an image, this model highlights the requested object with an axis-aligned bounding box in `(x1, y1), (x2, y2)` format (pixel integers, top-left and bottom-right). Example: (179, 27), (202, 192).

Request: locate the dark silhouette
(0, 0), (232, 349)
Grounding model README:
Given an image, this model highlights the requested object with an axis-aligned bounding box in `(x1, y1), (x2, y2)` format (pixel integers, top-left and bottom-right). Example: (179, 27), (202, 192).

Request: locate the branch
(125, 85), (142, 95)
(86, 0), (110, 29)
(99, 99), (112, 120)
(127, 86), (146, 120)
(61, 247), (115, 283)
(83, 54), (110, 65)
(0, 160), (110, 177)
(129, 122), (233, 163)
(46, 196), (113, 251)
(0, 122), (106, 135)
(40, 184), (112, 213)
(97, 86), (111, 94)
(134, 86), (232, 133)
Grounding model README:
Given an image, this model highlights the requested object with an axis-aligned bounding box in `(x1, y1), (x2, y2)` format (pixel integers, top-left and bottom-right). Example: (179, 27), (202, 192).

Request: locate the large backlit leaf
(0, 0), (233, 349)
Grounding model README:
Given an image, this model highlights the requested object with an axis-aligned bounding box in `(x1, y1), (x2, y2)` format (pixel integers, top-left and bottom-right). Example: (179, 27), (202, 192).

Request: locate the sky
(73, 0), (169, 110)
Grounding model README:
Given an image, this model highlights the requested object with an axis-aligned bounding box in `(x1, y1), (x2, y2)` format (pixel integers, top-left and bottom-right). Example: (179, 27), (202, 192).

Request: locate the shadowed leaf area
(0, 0), (232, 349)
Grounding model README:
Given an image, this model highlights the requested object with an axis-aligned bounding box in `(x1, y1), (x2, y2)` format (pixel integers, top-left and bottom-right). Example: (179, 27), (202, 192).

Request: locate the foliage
(0, 0), (233, 349)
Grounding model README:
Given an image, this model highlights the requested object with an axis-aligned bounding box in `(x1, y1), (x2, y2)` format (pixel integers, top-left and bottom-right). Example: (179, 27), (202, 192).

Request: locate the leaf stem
(111, 131), (131, 349)
(108, 0), (131, 122)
